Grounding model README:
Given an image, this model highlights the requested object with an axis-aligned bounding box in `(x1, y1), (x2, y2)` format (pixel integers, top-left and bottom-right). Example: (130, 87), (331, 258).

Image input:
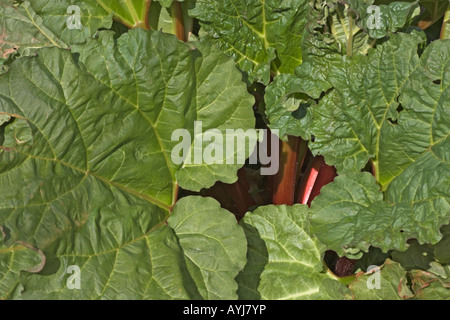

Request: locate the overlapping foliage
(0, 0), (449, 300)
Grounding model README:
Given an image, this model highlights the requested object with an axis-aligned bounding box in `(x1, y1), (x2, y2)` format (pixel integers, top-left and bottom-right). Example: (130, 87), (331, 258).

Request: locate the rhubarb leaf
(263, 26), (346, 140)
(310, 172), (383, 257)
(308, 33), (450, 256)
(263, 74), (313, 141)
(434, 225), (450, 264)
(346, 0), (419, 39)
(310, 165), (450, 256)
(0, 0), (67, 67)
(349, 260), (413, 300)
(0, 29), (254, 299)
(237, 205), (333, 300)
(190, 0), (311, 84)
(24, 0), (113, 44)
(318, 279), (352, 300)
(308, 32), (450, 189)
(15, 196), (247, 299)
(168, 196), (247, 300)
(409, 263), (450, 299)
(0, 231), (44, 299)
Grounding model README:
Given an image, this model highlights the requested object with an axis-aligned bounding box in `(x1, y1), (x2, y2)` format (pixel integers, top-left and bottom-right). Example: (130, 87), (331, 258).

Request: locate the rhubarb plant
(0, 0), (449, 300)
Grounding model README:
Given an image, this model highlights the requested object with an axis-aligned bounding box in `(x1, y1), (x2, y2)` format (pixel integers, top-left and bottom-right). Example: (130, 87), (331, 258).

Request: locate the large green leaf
(310, 169), (450, 256)
(318, 278), (353, 300)
(14, 196), (247, 299)
(0, 29), (254, 299)
(310, 172), (383, 256)
(267, 30), (449, 190)
(307, 34), (450, 257)
(237, 205), (334, 300)
(307, 32), (450, 187)
(190, 0), (311, 84)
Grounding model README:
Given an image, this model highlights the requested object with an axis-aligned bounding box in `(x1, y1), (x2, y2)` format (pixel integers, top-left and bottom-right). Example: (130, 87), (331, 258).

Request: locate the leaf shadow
(236, 222), (268, 300)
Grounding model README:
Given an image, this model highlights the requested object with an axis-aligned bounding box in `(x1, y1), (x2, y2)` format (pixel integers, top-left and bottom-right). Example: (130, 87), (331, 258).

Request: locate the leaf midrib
(0, 147), (171, 210)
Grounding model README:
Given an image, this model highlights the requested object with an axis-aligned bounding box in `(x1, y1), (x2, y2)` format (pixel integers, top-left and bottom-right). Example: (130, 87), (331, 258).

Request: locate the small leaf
(237, 205), (334, 300)
(346, 0), (419, 39)
(409, 263), (450, 300)
(0, 231), (44, 299)
(349, 260), (413, 300)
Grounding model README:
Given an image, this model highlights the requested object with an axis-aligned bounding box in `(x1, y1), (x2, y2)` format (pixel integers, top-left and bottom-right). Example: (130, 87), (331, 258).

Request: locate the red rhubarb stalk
(222, 168), (257, 219)
(201, 168), (256, 220)
(295, 155), (337, 206)
(272, 136), (303, 205)
(296, 156), (324, 205)
(172, 1), (186, 42)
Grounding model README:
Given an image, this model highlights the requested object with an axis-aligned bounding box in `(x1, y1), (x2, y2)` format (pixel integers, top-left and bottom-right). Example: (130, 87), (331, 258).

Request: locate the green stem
(347, 11), (354, 57)
(171, 1), (186, 41)
(440, 4), (450, 39)
(125, 0), (140, 26)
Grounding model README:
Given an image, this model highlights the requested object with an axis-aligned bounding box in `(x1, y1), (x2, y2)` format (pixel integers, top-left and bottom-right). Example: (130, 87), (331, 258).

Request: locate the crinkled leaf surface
(349, 260), (413, 300)
(0, 0), (158, 66)
(310, 32), (438, 183)
(25, 0), (159, 42)
(310, 169), (450, 256)
(24, 0), (113, 44)
(263, 17), (371, 141)
(15, 196), (247, 299)
(307, 33), (449, 257)
(273, 31), (449, 190)
(237, 205), (334, 300)
(349, 259), (449, 300)
(0, 231), (44, 299)
(264, 73), (313, 140)
(190, 0), (311, 84)
(167, 196), (247, 300)
(0, 29), (254, 299)
(408, 262), (450, 299)
(346, 0), (419, 39)
(0, 0), (67, 66)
